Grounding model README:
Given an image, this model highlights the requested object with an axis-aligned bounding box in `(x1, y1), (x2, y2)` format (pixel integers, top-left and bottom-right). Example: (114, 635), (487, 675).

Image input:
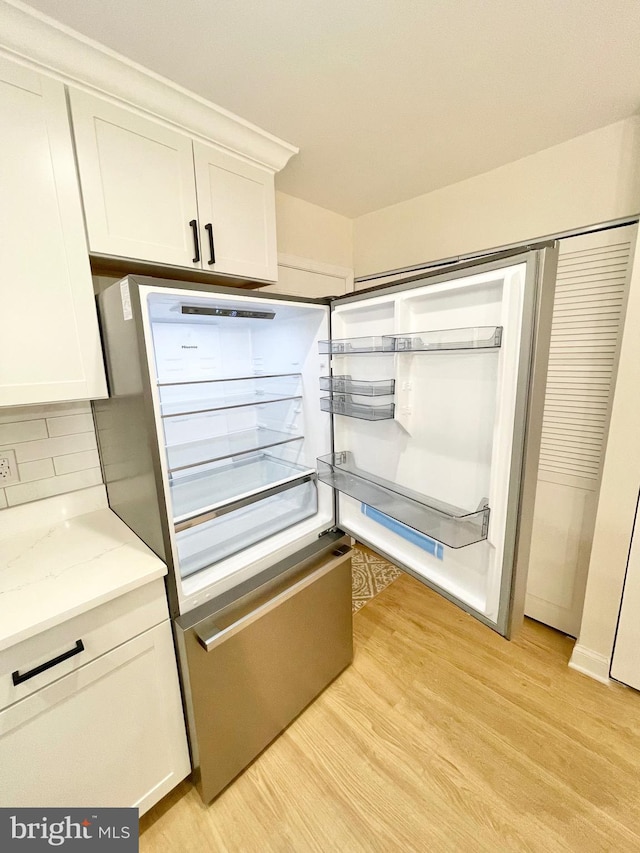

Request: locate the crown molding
(0, 0), (298, 172)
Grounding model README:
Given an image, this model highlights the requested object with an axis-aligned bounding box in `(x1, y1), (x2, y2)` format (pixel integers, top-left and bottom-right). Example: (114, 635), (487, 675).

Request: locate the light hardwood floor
(140, 573), (640, 852)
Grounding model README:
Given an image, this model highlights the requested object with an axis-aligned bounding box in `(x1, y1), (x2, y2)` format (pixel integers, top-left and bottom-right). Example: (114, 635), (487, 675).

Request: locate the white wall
(354, 118), (640, 278)
(569, 224), (640, 682)
(276, 191), (353, 269)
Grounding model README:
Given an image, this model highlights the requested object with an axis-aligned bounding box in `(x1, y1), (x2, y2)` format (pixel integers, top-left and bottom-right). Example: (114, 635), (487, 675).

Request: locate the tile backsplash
(0, 402), (103, 509)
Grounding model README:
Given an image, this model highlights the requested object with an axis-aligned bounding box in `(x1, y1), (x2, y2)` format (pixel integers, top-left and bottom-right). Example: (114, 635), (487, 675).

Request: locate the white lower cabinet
(0, 593), (190, 813)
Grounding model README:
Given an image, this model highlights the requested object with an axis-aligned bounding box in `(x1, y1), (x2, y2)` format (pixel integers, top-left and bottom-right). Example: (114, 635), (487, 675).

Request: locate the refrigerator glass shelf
(166, 427), (303, 474)
(320, 396), (395, 421)
(160, 392), (303, 418)
(157, 372), (302, 388)
(320, 375), (395, 396)
(317, 451), (490, 549)
(170, 453), (315, 524)
(319, 326), (502, 354)
(176, 478), (318, 577)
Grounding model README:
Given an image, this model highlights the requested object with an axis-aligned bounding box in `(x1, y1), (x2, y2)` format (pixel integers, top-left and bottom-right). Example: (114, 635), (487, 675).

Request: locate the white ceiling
(21, 0), (640, 218)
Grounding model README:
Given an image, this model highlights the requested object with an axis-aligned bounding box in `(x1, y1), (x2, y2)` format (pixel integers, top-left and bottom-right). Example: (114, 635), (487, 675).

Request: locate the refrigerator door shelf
(166, 427), (303, 474)
(391, 326), (502, 352)
(170, 453), (315, 526)
(320, 376), (396, 396)
(319, 335), (395, 354)
(176, 478), (318, 578)
(320, 396), (395, 421)
(317, 451), (490, 549)
(319, 326), (502, 355)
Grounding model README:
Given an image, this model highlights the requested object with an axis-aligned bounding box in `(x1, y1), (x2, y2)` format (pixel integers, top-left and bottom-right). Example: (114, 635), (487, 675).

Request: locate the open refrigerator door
(318, 247), (557, 636)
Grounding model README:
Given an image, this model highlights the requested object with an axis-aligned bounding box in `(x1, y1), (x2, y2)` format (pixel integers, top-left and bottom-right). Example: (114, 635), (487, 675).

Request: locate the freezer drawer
(175, 533), (353, 803)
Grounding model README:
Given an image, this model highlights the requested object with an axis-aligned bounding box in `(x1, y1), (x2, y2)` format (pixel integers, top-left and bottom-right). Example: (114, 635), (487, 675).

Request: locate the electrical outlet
(0, 449), (20, 485)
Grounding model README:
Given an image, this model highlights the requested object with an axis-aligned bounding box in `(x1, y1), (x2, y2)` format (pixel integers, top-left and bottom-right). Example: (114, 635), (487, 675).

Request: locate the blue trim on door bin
(361, 504), (444, 560)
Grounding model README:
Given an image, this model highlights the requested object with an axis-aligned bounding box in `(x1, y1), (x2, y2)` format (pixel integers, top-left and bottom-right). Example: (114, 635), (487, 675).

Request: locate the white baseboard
(569, 644), (612, 684)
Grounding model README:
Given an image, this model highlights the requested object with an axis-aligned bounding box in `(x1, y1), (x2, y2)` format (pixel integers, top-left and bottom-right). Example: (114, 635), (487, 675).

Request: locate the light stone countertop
(0, 485), (167, 652)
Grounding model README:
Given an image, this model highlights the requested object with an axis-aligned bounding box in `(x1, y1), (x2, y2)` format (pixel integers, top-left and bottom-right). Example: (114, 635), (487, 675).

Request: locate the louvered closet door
(525, 225), (637, 636)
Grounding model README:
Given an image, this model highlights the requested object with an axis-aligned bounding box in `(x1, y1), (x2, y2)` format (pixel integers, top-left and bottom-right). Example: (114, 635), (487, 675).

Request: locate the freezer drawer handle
(194, 547), (351, 653)
(189, 219), (201, 263)
(205, 223), (216, 265)
(12, 640), (85, 686)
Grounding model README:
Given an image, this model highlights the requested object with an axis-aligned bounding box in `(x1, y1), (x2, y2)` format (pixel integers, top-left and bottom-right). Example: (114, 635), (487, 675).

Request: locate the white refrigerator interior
(138, 287), (334, 613)
(319, 264), (528, 625)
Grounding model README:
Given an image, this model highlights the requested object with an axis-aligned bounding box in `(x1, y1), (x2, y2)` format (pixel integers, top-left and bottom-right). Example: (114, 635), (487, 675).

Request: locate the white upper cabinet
(0, 57), (107, 406)
(69, 89), (200, 269)
(70, 90), (279, 282)
(194, 141), (277, 280)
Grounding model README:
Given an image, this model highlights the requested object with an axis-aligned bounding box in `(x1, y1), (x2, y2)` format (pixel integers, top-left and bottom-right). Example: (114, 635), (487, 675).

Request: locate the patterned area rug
(352, 544), (402, 612)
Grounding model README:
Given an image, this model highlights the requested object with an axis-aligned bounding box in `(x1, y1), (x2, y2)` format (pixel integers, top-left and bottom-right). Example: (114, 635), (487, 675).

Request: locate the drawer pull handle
(189, 219), (200, 263)
(194, 548), (351, 652)
(12, 639), (85, 686)
(205, 223), (216, 265)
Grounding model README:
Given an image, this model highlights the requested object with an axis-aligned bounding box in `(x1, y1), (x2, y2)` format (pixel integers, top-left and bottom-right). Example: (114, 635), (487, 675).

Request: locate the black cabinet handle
(189, 219), (200, 263)
(205, 223), (216, 265)
(12, 639), (85, 686)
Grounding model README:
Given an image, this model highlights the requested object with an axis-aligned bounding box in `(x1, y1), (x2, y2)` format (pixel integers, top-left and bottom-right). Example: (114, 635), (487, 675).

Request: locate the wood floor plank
(140, 572), (640, 852)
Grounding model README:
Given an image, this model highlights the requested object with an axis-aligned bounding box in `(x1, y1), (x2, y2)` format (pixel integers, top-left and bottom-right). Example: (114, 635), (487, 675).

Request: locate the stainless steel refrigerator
(94, 243), (557, 801)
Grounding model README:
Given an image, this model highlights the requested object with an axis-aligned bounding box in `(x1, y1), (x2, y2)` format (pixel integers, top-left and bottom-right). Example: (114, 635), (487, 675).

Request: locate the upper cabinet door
(0, 58), (106, 406)
(69, 90), (200, 268)
(193, 141), (277, 281)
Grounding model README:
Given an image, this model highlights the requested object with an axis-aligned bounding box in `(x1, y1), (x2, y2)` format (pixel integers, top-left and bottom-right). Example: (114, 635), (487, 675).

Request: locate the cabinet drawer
(0, 579), (168, 708)
(0, 620), (190, 812)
